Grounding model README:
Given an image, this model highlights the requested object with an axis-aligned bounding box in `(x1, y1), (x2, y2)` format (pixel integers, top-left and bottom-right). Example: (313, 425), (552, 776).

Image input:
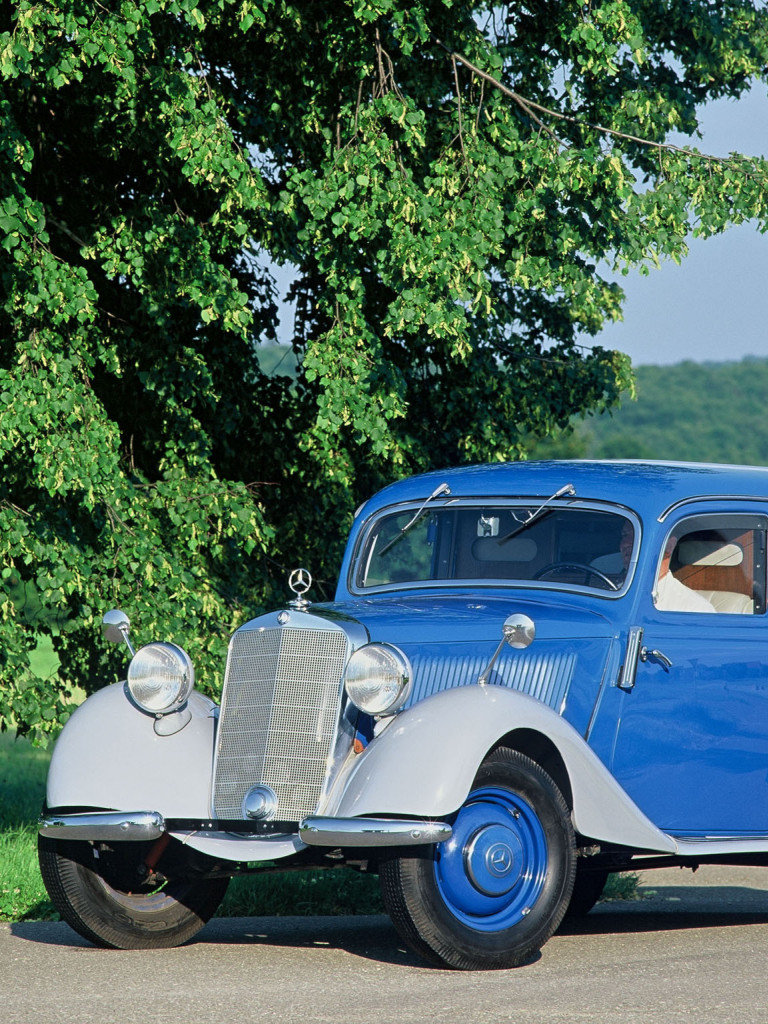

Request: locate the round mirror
(502, 613), (535, 650)
(102, 609), (130, 645)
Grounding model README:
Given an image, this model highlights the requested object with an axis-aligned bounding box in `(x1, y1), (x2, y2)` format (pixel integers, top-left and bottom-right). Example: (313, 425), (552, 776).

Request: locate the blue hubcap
(435, 785), (548, 931)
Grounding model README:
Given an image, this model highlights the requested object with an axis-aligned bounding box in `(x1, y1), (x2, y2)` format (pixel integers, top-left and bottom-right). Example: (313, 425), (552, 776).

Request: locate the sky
(588, 87), (768, 366)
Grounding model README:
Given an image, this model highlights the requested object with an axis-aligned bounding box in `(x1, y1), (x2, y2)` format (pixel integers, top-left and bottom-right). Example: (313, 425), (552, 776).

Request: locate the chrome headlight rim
(126, 641), (195, 716)
(344, 642), (412, 717)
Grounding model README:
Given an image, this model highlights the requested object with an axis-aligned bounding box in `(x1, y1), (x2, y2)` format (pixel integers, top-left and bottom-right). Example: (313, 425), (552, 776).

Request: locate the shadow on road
(9, 914), (427, 968)
(559, 881), (768, 936)
(10, 882), (768, 966)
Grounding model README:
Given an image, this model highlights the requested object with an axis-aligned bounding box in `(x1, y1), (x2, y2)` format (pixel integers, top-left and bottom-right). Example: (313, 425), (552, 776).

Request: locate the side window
(654, 515), (767, 615)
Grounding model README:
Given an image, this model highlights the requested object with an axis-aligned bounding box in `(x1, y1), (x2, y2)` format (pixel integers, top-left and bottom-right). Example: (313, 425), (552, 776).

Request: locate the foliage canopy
(1, 0), (767, 738)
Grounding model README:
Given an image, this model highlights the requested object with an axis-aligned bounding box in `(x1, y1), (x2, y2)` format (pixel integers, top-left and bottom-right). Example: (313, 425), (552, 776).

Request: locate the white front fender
(326, 686), (675, 854)
(46, 682), (216, 819)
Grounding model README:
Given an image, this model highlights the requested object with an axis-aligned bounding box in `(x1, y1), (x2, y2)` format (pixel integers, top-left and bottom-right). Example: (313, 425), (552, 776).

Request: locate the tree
(1, 0), (766, 739)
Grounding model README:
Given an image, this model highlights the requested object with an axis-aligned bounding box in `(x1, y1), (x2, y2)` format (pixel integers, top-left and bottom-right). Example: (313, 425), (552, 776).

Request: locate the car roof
(361, 461), (768, 522)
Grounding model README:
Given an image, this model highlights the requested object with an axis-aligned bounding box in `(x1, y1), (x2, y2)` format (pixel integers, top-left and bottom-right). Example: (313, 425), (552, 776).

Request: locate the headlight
(344, 643), (411, 716)
(127, 642), (194, 715)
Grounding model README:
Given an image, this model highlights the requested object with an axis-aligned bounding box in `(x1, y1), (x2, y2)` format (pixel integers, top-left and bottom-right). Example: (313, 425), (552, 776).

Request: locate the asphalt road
(4, 865), (768, 1024)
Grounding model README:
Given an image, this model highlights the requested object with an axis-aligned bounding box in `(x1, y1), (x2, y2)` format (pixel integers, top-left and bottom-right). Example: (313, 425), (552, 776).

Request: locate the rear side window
(654, 514), (767, 615)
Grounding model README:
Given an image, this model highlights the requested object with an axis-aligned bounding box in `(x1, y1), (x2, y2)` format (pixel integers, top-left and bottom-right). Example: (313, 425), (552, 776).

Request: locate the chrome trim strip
(673, 836), (768, 856)
(299, 816), (452, 847)
(350, 498), (641, 599)
(39, 810), (165, 841)
(658, 495), (768, 522)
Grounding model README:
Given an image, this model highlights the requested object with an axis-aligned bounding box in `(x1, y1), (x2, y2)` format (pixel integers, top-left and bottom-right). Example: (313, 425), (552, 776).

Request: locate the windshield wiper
(499, 483), (576, 543)
(378, 482), (452, 556)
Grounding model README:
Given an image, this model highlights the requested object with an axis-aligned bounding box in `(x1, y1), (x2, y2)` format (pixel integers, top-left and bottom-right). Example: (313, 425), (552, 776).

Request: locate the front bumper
(39, 810), (165, 841)
(39, 810), (452, 847)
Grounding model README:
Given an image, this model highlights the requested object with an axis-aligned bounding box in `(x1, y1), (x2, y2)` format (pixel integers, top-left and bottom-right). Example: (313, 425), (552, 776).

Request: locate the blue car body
(344, 462), (768, 831)
(39, 460), (768, 967)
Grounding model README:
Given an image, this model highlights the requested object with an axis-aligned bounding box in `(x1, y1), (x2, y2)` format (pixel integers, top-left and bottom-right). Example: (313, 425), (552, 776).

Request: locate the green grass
(0, 731), (58, 921)
(219, 867), (384, 917)
(0, 731), (638, 922)
(0, 824), (59, 920)
(601, 871), (642, 902)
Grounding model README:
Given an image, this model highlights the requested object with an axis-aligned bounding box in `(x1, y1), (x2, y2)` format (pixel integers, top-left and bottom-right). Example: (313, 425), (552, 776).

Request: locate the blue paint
(434, 785), (548, 930)
(326, 461), (768, 840)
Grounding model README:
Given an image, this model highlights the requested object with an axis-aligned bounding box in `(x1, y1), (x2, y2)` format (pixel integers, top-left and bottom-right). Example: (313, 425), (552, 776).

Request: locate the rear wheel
(563, 862), (609, 918)
(38, 834), (229, 949)
(379, 748), (576, 970)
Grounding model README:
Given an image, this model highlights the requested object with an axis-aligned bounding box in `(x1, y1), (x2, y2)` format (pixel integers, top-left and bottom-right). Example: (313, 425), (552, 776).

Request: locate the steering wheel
(533, 562), (620, 592)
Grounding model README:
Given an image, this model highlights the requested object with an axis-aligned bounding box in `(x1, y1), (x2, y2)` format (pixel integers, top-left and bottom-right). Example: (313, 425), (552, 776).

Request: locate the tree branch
(451, 54), (467, 160)
(435, 39), (763, 170)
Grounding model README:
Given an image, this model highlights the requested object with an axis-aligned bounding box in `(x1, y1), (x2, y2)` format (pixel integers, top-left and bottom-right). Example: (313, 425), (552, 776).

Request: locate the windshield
(354, 503), (636, 594)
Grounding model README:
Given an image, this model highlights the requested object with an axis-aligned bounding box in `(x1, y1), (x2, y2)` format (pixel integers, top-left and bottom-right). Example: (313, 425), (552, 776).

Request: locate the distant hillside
(576, 357), (768, 465)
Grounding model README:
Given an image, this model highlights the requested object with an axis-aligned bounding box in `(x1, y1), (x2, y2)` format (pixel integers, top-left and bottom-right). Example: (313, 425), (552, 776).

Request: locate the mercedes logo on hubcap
(486, 842), (514, 877)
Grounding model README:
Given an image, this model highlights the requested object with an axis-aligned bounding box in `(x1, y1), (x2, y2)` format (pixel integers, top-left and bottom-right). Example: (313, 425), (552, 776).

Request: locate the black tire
(562, 862), (609, 918)
(379, 747), (576, 970)
(38, 834), (229, 949)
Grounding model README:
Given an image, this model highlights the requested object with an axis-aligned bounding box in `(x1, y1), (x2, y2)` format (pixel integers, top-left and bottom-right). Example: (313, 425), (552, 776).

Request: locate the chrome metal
(299, 816), (452, 847)
(101, 609), (136, 657)
(127, 641), (194, 714)
(502, 483), (576, 538)
(242, 785), (279, 821)
(352, 498), (640, 601)
(658, 495), (768, 522)
(39, 810), (164, 841)
(288, 567), (312, 609)
(344, 642), (412, 715)
(213, 619), (353, 822)
(378, 482), (452, 557)
(478, 613), (536, 685)
(481, 610), (536, 684)
(502, 613), (536, 650)
(616, 626), (644, 691)
(640, 646), (673, 669)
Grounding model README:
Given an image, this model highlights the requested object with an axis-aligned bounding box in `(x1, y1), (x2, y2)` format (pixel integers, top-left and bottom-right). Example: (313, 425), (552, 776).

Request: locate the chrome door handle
(617, 626), (644, 691)
(639, 646), (673, 669)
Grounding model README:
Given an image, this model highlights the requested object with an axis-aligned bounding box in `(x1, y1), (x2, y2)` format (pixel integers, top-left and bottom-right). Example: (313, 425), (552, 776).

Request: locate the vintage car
(39, 460), (768, 969)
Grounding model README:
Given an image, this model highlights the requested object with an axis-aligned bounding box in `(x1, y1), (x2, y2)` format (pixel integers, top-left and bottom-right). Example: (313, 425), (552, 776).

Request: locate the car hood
(313, 592), (615, 646)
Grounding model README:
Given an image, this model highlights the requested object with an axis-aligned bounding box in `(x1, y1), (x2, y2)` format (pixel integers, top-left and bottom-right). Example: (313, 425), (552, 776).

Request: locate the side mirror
(502, 613), (536, 650)
(478, 613), (536, 685)
(102, 609), (135, 656)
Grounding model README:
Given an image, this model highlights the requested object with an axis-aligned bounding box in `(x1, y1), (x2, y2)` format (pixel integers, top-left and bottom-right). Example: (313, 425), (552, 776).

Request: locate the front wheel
(38, 834), (230, 949)
(379, 748), (576, 970)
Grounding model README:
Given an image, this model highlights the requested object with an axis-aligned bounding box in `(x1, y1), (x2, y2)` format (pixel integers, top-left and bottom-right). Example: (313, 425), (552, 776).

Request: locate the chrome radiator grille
(212, 625), (350, 822)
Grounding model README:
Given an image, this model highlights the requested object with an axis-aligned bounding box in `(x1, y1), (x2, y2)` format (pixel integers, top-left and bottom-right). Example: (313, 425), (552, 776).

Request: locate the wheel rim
(87, 843), (186, 916)
(434, 785), (549, 932)
(95, 877), (180, 915)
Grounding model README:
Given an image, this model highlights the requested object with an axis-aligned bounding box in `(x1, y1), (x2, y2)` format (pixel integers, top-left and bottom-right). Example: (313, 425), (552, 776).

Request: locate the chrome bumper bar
(299, 816), (452, 847)
(39, 810), (165, 841)
(39, 810), (451, 847)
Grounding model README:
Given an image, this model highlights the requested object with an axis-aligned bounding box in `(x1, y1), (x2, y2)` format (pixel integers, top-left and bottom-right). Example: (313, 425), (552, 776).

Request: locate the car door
(608, 511), (768, 836)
